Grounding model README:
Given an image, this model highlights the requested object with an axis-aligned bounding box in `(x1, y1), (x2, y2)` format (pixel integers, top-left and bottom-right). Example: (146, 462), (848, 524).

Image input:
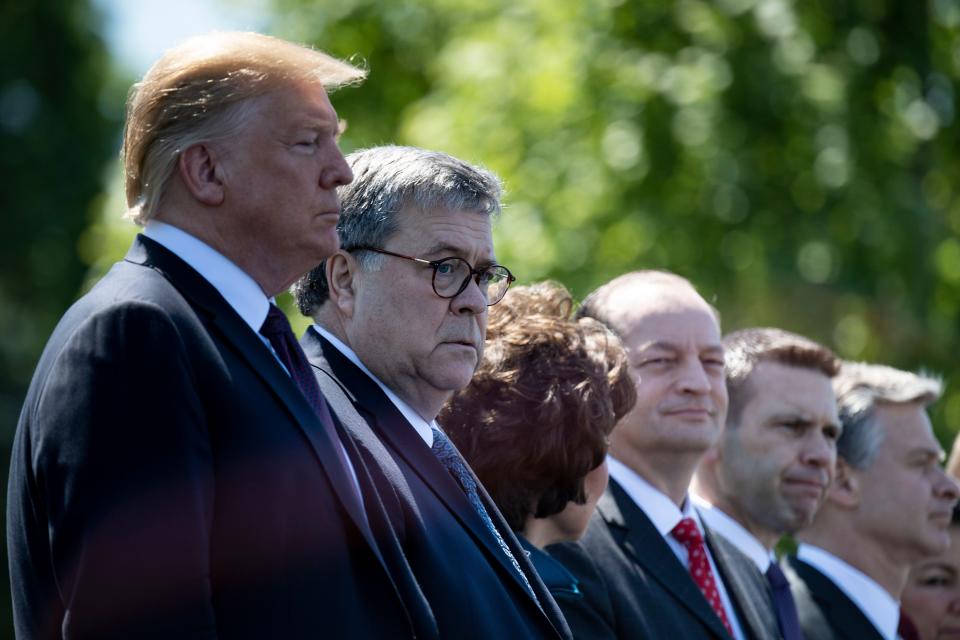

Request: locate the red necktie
(672, 517), (734, 637)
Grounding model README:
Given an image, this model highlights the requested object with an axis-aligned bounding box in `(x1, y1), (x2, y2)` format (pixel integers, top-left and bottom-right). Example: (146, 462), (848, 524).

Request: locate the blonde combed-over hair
(122, 31), (366, 224)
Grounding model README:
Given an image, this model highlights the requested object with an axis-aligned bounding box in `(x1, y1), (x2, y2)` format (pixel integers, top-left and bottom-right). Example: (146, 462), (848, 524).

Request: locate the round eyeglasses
(350, 246), (516, 306)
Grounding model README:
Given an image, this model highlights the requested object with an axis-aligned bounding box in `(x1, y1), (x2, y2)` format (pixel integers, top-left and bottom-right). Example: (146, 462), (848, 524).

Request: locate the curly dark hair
(439, 281), (636, 532)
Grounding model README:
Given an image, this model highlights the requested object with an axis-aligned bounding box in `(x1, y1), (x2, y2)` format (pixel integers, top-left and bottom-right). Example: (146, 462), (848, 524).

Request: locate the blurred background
(3, 0), (960, 633)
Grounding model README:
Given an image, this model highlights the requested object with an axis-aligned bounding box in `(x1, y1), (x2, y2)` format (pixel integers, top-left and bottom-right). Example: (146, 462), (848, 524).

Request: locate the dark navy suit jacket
(7, 236), (435, 639)
(302, 327), (572, 640)
(784, 555), (885, 640)
(547, 479), (780, 640)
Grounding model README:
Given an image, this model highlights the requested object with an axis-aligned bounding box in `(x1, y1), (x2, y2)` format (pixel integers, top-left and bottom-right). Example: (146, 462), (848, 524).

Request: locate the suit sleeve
(546, 541), (618, 640)
(24, 302), (217, 638)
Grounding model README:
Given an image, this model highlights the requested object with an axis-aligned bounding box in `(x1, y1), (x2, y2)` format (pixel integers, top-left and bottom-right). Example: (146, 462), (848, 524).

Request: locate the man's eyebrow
(636, 340), (680, 353)
(908, 447), (946, 462)
(422, 243), (496, 265)
(768, 412), (814, 425)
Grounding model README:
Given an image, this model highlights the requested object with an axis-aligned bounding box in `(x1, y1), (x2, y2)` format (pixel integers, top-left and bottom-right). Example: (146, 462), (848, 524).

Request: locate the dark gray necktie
(430, 426), (537, 601)
(765, 561), (803, 640)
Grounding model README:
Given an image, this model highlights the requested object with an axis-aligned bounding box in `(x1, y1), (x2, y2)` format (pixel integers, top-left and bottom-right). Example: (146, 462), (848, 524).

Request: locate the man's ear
(178, 143), (225, 206)
(826, 458), (860, 510)
(326, 251), (358, 318)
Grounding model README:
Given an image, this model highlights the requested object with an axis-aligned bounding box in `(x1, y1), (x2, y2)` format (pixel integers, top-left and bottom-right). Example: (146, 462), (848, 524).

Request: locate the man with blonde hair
(786, 362), (960, 639)
(8, 33), (434, 639)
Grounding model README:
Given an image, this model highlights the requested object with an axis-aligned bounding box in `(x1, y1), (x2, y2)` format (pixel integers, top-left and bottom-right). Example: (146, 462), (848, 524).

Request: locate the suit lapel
(704, 524), (778, 640)
(599, 480), (733, 639)
(786, 557), (885, 640)
(307, 329), (548, 609)
(125, 236), (377, 556)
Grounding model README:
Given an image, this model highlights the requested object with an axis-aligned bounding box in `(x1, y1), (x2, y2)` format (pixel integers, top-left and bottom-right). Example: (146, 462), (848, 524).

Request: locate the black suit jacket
(784, 556), (884, 640)
(301, 328), (572, 640)
(547, 479), (780, 640)
(7, 236), (434, 639)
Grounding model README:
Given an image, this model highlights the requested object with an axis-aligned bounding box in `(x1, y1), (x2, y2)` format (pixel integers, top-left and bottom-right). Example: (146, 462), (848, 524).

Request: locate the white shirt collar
(143, 221), (270, 334)
(607, 455), (696, 535)
(797, 544), (899, 640)
(312, 325), (435, 447)
(692, 495), (773, 573)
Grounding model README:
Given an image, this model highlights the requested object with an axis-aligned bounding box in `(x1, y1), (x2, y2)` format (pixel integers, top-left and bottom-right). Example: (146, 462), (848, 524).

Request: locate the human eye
(640, 355), (673, 367)
(823, 424), (840, 441)
(701, 352), (724, 369)
(918, 570), (953, 588)
(291, 135), (319, 152)
(435, 261), (456, 276)
(778, 420), (806, 435)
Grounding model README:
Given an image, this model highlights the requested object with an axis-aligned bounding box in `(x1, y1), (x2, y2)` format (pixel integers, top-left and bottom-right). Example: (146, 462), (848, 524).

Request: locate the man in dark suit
(786, 362), (960, 639)
(8, 33), (434, 639)
(692, 328), (842, 640)
(547, 271), (779, 640)
(293, 145), (571, 639)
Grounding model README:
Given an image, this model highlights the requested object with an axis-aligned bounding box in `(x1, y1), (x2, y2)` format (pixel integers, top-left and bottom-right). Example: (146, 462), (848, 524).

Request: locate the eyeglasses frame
(348, 245), (516, 306)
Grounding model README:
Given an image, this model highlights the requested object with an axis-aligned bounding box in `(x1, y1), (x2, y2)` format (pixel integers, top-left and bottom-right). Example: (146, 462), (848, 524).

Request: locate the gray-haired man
(294, 145), (571, 639)
(786, 362), (960, 639)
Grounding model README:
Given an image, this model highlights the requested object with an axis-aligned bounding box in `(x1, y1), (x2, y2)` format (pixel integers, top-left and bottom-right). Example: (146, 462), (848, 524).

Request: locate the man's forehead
(263, 81), (336, 120)
(750, 360), (835, 392)
(874, 401), (941, 452)
(611, 288), (720, 346)
(394, 206), (494, 254)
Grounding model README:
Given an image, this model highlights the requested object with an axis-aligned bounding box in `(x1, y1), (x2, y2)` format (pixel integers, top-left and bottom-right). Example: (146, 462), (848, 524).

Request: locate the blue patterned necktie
(431, 426), (537, 601)
(765, 561), (802, 640)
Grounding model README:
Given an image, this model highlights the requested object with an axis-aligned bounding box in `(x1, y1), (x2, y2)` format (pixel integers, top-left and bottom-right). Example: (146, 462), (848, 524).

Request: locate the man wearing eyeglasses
(292, 145), (571, 640)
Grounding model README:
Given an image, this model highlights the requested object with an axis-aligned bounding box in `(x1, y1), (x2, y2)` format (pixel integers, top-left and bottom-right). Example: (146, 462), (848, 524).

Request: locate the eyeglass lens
(433, 258), (511, 304)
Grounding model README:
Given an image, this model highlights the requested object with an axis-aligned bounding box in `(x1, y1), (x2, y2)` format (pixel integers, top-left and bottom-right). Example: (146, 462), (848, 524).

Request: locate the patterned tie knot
(671, 517), (704, 548)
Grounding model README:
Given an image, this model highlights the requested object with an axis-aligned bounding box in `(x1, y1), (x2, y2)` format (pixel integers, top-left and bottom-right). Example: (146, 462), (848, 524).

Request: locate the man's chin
(431, 367), (479, 394)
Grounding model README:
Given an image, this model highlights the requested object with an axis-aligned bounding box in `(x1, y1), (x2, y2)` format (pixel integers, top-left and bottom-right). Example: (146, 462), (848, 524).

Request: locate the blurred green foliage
(255, 0), (960, 445)
(84, 0), (960, 444)
(7, 1), (960, 630)
(1, 0), (116, 633)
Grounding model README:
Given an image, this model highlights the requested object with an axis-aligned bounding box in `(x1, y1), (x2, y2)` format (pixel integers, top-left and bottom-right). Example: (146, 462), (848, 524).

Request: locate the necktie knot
(671, 517), (704, 548)
(765, 561), (789, 589)
(260, 303), (294, 338)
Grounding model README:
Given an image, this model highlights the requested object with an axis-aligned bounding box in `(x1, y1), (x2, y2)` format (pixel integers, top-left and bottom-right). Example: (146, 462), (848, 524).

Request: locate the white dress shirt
(693, 495), (774, 574)
(312, 325), (436, 448)
(797, 543), (899, 640)
(607, 457), (746, 640)
(144, 221), (271, 335)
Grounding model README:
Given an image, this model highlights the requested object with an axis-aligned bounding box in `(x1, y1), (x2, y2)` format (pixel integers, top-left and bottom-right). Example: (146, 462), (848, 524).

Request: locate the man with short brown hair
(693, 327), (842, 640)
